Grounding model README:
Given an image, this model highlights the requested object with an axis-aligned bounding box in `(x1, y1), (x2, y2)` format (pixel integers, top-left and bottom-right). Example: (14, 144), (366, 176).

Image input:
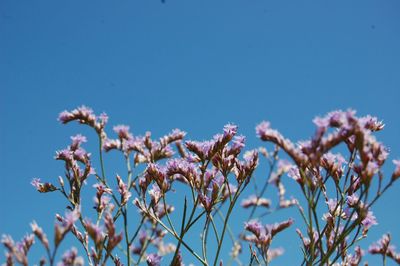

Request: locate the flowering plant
(2, 106), (399, 266)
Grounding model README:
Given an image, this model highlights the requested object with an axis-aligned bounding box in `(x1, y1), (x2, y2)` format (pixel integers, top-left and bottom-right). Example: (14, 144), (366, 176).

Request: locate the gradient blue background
(1, 1), (400, 265)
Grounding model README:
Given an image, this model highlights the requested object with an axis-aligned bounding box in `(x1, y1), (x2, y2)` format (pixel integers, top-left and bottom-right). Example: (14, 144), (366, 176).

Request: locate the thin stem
(122, 208), (131, 266)
(171, 197), (188, 265)
(98, 136), (107, 181)
(210, 214), (221, 244)
(247, 158), (277, 221)
(213, 185), (243, 266)
(202, 216), (210, 264)
(136, 227), (155, 265)
(129, 215), (146, 246)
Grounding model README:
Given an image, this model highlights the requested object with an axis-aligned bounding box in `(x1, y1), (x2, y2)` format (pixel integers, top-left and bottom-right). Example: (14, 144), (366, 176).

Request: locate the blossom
(223, 123), (238, 142)
(160, 128), (186, 146)
(255, 121), (271, 138)
(146, 253), (162, 266)
(31, 178), (57, 193)
(166, 158), (198, 183)
(244, 220), (262, 237)
(185, 140), (214, 160)
(31, 178), (41, 190)
(1, 234), (34, 265)
(359, 115), (385, 131)
(229, 135), (246, 155)
(277, 159), (293, 174)
(57, 247), (84, 266)
(241, 195), (271, 209)
(85, 220), (105, 248)
(104, 213), (123, 253)
(198, 193), (213, 213)
(345, 195), (358, 208)
(321, 152), (346, 179)
(116, 175), (132, 206)
(369, 234), (400, 264)
(267, 247), (284, 262)
(103, 138), (121, 151)
(148, 184), (162, 204)
(287, 166), (301, 183)
(57, 106), (106, 136)
(113, 125), (132, 140)
(392, 159), (400, 180)
(70, 134), (87, 149)
(98, 112), (108, 124)
(30, 221), (49, 250)
(256, 121), (306, 165)
(361, 211), (378, 230)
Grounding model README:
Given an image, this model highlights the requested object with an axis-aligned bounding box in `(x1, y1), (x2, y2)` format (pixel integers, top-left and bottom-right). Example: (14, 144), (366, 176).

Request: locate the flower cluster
(369, 234), (400, 264)
(243, 219), (293, 263)
(256, 110), (399, 265)
(2, 107), (398, 266)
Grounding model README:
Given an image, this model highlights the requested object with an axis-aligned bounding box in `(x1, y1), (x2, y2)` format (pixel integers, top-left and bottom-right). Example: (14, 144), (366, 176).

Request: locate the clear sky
(1, 0), (400, 265)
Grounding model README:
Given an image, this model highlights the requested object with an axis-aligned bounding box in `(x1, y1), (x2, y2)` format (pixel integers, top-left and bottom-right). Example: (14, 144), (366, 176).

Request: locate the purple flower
(116, 175), (132, 206)
(313, 116), (330, 128)
(148, 184), (162, 204)
(346, 194), (359, 207)
(146, 253), (162, 266)
(63, 208), (80, 228)
(73, 148), (88, 161)
(392, 159), (400, 180)
(364, 161), (379, 179)
(241, 195), (271, 208)
(223, 123), (238, 140)
(288, 166), (301, 182)
(277, 159), (293, 174)
(30, 221), (49, 250)
(58, 247), (84, 266)
(244, 220), (262, 237)
(76, 105), (94, 116)
(85, 220), (104, 245)
(359, 115), (385, 131)
(99, 112), (109, 124)
(31, 178), (57, 193)
(103, 138), (121, 151)
(70, 134), (87, 149)
(362, 211), (378, 230)
(58, 110), (73, 123)
(31, 178), (41, 190)
(326, 110), (348, 127)
(255, 121), (271, 138)
(267, 247), (284, 261)
(55, 149), (73, 161)
(230, 135), (246, 154)
(198, 193), (213, 213)
(185, 140), (214, 160)
(160, 128), (187, 146)
(113, 125), (132, 140)
(326, 199), (338, 213)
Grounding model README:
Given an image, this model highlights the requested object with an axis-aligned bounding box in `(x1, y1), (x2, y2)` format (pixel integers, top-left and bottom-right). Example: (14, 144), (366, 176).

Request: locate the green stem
(122, 208), (131, 266)
(202, 216), (210, 264)
(213, 190), (241, 266)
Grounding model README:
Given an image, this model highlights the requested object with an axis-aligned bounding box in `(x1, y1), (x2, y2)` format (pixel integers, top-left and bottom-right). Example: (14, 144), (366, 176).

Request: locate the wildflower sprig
(255, 110), (399, 265)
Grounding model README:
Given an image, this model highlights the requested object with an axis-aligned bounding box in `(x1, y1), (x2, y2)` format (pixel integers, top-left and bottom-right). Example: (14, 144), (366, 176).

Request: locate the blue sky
(1, 0), (400, 265)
